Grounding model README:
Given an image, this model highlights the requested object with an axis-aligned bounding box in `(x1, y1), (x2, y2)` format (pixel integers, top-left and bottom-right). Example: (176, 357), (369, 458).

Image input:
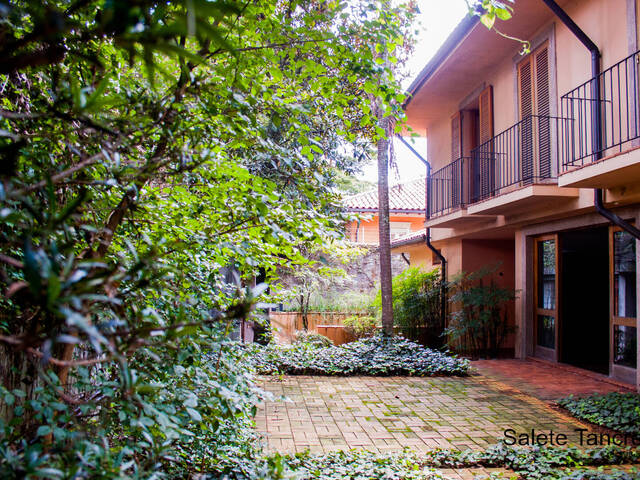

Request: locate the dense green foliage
(422, 443), (640, 480)
(558, 393), (640, 438)
(0, 0), (417, 477)
(284, 450), (445, 479)
(372, 267), (443, 346)
(246, 335), (470, 376)
(293, 330), (333, 348)
(446, 267), (517, 358)
(281, 443), (640, 480)
(343, 314), (379, 339)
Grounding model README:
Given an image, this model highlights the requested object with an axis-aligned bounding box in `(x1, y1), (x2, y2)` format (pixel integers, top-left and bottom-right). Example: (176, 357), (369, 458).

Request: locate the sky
(357, 0), (469, 185)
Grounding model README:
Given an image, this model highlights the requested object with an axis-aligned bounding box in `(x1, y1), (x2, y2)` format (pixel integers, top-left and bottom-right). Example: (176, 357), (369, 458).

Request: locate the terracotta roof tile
(343, 177), (426, 213)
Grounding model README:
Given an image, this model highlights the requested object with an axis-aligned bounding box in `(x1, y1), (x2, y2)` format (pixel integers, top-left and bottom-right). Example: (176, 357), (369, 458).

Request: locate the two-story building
(344, 177), (426, 244)
(393, 0), (640, 390)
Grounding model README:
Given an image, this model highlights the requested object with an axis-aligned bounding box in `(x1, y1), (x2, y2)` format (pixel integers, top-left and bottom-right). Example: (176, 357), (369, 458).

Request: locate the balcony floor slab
(466, 184), (580, 216)
(425, 208), (496, 228)
(559, 146), (640, 188)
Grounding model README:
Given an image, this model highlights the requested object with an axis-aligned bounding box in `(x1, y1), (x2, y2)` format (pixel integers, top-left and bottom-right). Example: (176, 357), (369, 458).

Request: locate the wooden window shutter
(535, 45), (551, 177)
(478, 86), (494, 145)
(451, 112), (462, 161)
(534, 46), (550, 116)
(518, 57), (534, 119)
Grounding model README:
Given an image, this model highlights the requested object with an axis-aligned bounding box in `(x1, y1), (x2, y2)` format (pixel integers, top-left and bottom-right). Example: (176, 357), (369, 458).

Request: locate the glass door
(610, 227), (637, 375)
(534, 235), (559, 360)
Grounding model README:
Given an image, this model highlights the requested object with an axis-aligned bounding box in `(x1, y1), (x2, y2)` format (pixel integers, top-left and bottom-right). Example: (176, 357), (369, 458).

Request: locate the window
(614, 230), (637, 318)
(611, 228), (637, 368)
(535, 236), (557, 350)
(389, 222), (412, 240)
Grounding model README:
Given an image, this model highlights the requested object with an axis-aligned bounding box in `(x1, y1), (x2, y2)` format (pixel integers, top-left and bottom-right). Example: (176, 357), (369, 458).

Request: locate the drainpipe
(396, 135), (448, 331)
(426, 228), (448, 332)
(542, 0), (640, 240)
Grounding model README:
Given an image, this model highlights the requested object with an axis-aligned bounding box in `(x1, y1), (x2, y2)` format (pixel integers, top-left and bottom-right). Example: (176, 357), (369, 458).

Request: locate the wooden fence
(269, 311), (368, 345)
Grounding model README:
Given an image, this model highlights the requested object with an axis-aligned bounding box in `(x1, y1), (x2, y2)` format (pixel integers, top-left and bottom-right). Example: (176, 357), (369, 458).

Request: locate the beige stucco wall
(410, 0), (640, 387)
(555, 0), (629, 97)
(426, 0), (631, 172)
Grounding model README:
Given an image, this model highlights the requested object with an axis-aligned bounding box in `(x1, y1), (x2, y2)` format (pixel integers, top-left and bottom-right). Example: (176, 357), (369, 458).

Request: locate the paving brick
(254, 360), (618, 455)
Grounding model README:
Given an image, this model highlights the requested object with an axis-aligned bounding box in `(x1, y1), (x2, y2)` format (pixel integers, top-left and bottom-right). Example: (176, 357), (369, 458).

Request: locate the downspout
(396, 135), (448, 331)
(542, 0), (640, 240)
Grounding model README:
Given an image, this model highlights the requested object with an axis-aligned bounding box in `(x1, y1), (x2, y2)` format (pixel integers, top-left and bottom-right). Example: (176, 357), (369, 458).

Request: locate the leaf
(480, 13), (496, 30)
(186, 407), (202, 422)
(36, 425), (52, 437)
(495, 8), (512, 20)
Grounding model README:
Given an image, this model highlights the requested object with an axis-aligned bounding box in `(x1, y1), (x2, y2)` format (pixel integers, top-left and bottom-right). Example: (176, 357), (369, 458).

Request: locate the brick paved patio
(473, 358), (634, 400)
(255, 372), (595, 454)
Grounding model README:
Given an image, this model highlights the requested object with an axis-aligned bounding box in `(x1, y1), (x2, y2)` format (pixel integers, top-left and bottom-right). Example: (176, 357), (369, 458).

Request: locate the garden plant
(558, 393), (640, 439)
(245, 334), (470, 376)
(373, 267), (444, 347)
(446, 266), (517, 358)
(282, 443), (640, 480)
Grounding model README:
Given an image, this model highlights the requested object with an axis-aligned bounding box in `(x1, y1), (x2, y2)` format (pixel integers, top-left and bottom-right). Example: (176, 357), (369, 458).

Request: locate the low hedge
(245, 335), (469, 376)
(557, 393), (640, 438)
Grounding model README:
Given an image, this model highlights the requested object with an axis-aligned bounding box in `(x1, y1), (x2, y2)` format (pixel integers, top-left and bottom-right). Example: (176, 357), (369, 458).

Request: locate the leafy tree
(0, 0), (416, 477)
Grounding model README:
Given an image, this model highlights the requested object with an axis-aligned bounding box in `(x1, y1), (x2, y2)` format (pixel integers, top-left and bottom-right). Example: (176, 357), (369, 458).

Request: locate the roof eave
(344, 208), (426, 215)
(390, 233), (426, 249)
(403, 15), (479, 109)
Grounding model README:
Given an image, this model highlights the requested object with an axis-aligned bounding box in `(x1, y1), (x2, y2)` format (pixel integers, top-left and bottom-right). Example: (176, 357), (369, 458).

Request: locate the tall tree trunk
(375, 5), (393, 337)
(377, 116), (394, 336)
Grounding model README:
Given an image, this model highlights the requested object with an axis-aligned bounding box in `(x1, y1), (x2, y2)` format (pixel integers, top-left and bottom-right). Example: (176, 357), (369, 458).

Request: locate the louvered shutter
(535, 46), (551, 178)
(477, 86), (494, 199)
(451, 112), (462, 207)
(478, 86), (494, 144)
(518, 58), (534, 119)
(451, 112), (462, 161)
(518, 57), (534, 183)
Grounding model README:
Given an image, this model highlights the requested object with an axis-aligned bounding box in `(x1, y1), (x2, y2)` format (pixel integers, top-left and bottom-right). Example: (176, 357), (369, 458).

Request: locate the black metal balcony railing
(561, 50), (640, 169)
(427, 115), (571, 218)
(470, 115), (571, 203)
(427, 156), (471, 218)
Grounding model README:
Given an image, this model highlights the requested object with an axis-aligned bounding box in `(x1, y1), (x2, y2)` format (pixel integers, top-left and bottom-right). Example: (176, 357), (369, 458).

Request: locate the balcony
(559, 49), (640, 188)
(427, 115), (579, 224)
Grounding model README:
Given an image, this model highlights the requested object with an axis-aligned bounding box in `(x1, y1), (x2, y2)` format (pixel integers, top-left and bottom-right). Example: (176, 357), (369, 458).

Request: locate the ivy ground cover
(558, 393), (640, 438)
(245, 335), (470, 376)
(278, 444), (640, 480)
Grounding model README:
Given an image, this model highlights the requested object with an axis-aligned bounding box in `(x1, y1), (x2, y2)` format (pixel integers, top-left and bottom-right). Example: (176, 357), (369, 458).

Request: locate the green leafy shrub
(343, 315), (379, 339)
(293, 330), (333, 347)
(245, 334), (469, 376)
(283, 450), (442, 480)
(372, 267), (444, 347)
(558, 393), (640, 437)
(446, 266), (517, 358)
(281, 443), (640, 480)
